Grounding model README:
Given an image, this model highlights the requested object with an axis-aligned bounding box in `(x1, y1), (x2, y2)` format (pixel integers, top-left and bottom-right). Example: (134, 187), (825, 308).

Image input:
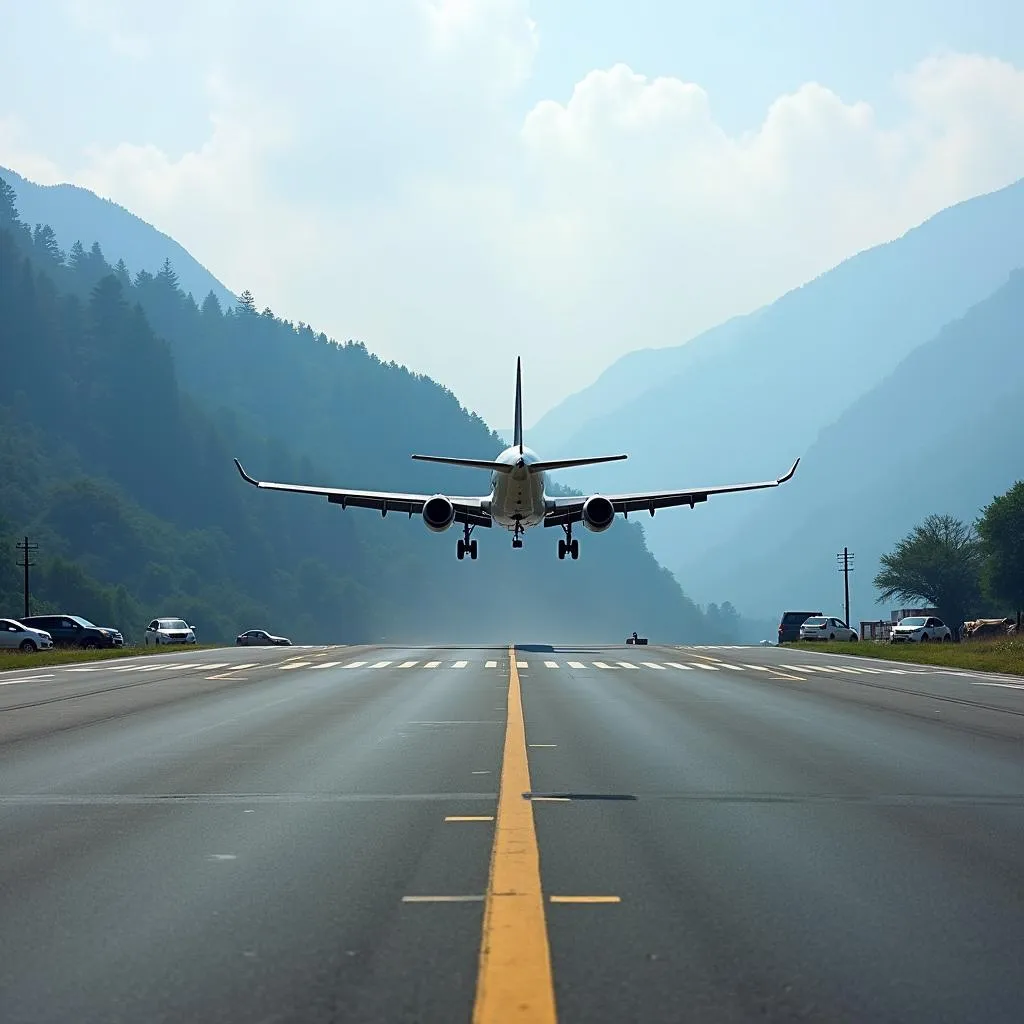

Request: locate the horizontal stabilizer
(528, 455), (628, 474)
(412, 455), (513, 473)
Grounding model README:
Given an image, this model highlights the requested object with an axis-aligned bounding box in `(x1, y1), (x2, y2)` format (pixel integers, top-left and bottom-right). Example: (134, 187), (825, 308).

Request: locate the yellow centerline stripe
(472, 646), (557, 1023)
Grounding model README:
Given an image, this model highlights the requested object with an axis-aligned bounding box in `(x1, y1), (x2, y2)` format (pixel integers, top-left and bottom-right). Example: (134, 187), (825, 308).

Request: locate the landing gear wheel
(559, 523), (579, 560)
(512, 538), (523, 549)
(458, 520), (477, 560)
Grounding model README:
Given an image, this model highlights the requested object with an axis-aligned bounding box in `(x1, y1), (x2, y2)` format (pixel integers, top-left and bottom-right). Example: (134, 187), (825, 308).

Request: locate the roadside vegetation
(789, 638), (1024, 676)
(871, 485), (1023, 636)
(0, 644), (222, 672)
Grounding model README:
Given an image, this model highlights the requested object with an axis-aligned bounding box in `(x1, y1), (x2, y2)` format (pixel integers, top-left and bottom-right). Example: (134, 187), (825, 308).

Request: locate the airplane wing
(544, 458), (800, 526)
(234, 460), (492, 527)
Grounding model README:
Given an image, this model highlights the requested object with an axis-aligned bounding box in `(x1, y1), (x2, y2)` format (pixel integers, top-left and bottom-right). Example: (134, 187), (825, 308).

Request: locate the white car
(0, 618), (54, 652)
(799, 616), (858, 642)
(889, 616), (952, 643)
(145, 618), (198, 646)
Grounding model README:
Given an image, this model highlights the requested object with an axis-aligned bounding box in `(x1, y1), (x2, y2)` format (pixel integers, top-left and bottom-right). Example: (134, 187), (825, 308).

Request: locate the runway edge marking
(472, 646), (557, 1024)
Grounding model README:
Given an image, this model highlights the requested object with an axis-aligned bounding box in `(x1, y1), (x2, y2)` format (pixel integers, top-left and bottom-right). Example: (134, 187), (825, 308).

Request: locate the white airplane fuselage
(487, 446), (547, 530)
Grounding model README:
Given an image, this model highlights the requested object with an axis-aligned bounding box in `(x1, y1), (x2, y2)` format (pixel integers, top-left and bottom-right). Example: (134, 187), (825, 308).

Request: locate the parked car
(0, 618), (54, 652)
(236, 629), (292, 646)
(799, 616), (858, 642)
(21, 614), (124, 649)
(625, 632), (648, 645)
(889, 616), (952, 643)
(145, 618), (198, 646)
(778, 610), (822, 644)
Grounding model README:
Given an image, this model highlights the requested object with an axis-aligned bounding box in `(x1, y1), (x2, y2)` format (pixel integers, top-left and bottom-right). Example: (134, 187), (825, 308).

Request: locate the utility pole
(15, 537), (37, 620)
(836, 547), (854, 631)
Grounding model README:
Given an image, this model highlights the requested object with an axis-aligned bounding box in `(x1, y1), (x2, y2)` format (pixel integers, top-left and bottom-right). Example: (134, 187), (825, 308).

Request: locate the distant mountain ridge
(685, 269), (1024, 621)
(0, 166), (235, 308)
(528, 177), (1024, 613)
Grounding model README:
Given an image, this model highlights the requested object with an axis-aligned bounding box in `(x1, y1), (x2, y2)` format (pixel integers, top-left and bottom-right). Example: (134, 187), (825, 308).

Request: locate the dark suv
(21, 614), (124, 649)
(778, 610), (822, 644)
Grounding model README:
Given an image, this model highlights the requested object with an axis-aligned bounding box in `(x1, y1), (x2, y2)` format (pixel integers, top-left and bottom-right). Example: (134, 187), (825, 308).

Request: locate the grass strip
(0, 645), (223, 672)
(787, 638), (1024, 676)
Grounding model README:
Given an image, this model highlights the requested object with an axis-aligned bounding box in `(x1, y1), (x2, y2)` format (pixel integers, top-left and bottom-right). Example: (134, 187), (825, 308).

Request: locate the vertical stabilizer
(513, 357), (524, 454)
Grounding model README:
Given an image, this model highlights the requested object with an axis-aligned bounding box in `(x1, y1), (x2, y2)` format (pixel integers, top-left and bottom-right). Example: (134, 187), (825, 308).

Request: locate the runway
(1, 643), (1021, 1021)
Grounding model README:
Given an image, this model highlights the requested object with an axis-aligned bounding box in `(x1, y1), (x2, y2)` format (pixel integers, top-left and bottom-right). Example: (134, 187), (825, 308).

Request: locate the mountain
(528, 178), (1024, 597)
(683, 269), (1024, 623)
(0, 165), (234, 308)
(0, 172), (729, 645)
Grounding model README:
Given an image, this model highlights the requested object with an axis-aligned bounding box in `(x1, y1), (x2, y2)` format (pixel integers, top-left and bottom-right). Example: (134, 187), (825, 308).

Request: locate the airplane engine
(582, 495), (615, 533)
(422, 495), (456, 533)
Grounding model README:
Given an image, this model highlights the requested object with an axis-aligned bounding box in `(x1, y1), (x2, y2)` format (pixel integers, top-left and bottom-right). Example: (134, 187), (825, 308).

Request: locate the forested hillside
(0, 175), (726, 644)
(0, 165), (234, 309)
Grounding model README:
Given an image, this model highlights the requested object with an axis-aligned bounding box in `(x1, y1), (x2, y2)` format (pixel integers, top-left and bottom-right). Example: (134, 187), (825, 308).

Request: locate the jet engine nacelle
(582, 494), (615, 533)
(422, 494), (456, 533)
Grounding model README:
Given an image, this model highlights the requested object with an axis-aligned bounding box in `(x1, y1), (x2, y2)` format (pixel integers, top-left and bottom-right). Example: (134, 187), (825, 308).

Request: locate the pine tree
(237, 289), (256, 314)
(0, 176), (18, 227)
(33, 224), (65, 265)
(201, 291), (223, 319)
(156, 257), (179, 290)
(69, 240), (87, 270)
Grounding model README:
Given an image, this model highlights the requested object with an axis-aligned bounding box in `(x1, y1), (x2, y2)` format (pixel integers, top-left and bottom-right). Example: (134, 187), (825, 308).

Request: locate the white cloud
(0, 116), (64, 186)
(3, 7), (1024, 426)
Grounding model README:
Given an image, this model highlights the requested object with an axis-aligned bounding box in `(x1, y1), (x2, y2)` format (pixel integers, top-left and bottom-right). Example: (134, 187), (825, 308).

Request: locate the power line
(15, 537), (38, 620)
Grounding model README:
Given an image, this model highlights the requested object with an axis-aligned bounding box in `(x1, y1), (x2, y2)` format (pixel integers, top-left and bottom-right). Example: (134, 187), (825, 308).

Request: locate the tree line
(873, 482), (1024, 632)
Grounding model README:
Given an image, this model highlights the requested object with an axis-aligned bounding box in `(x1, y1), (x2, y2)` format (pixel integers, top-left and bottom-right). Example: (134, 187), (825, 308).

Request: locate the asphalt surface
(0, 643), (1022, 1022)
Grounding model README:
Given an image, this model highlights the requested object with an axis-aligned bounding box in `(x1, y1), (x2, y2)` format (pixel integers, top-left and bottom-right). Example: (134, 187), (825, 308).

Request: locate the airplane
(233, 358), (800, 561)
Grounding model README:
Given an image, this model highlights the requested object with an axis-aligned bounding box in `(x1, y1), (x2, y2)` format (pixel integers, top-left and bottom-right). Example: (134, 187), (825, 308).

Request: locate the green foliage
(874, 514), (983, 628)
(977, 481), (1024, 612)
(792, 637), (1024, 676)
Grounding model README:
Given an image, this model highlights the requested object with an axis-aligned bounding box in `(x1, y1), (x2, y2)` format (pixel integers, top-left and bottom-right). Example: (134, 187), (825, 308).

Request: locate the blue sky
(3, 1), (1024, 424)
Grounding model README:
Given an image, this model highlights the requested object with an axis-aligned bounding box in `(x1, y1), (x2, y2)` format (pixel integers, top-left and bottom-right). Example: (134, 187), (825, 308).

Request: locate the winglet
(778, 457), (800, 484)
(513, 357), (523, 455)
(234, 458), (259, 486)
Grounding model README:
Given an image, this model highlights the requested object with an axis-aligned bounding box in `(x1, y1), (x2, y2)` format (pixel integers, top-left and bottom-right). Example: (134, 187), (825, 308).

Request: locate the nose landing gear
(557, 523), (579, 560)
(456, 521), (478, 560)
(512, 520), (524, 549)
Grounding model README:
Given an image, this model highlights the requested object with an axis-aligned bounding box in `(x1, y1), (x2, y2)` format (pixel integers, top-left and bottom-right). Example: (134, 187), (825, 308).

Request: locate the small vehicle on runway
(0, 618), (54, 652)
(236, 629), (292, 647)
(625, 632), (648, 645)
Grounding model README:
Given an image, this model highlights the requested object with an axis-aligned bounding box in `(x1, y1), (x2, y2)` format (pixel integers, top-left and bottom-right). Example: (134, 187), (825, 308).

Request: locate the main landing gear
(457, 521), (477, 560)
(558, 523), (579, 560)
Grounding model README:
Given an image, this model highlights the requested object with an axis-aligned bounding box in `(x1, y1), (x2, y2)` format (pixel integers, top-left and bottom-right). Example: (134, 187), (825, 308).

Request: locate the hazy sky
(3, 1), (1024, 426)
